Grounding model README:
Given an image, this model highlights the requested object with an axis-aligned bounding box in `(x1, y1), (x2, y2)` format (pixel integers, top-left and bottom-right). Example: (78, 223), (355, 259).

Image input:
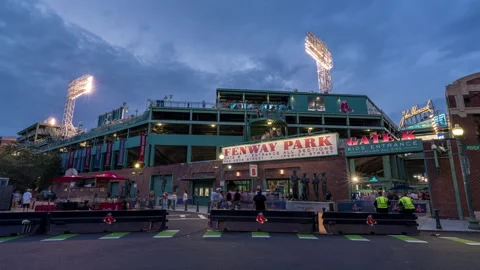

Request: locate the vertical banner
(84, 147), (91, 170)
(138, 134), (147, 163)
(94, 145), (102, 168)
(249, 164), (258, 177)
(61, 152), (69, 171)
(105, 142), (113, 169)
(74, 150), (81, 170)
(67, 150), (74, 169)
(117, 139), (125, 166)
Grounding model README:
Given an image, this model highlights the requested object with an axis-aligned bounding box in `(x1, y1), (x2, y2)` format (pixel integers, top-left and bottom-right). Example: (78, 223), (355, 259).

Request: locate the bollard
(434, 209), (442, 230)
(184, 201), (188, 211)
(196, 200), (200, 212)
(22, 220), (32, 235)
(207, 201), (211, 213)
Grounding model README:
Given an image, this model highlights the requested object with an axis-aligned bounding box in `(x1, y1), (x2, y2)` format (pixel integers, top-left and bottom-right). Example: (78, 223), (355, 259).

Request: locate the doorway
(151, 175), (172, 197)
(193, 180), (213, 206)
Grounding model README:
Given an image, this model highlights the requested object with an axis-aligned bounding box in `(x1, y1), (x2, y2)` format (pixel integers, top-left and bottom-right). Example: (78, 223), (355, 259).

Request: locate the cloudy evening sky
(0, 0), (479, 136)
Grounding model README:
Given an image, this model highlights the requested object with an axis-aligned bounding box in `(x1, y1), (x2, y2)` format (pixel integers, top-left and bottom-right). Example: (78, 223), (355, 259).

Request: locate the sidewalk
(160, 204), (209, 214)
(417, 216), (480, 233)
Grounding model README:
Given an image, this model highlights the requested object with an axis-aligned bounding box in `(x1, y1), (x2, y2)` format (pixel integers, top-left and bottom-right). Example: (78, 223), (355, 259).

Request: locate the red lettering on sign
(293, 140), (303, 149)
(401, 131), (416, 140)
(284, 140), (293, 150)
(305, 138), (316, 148)
(346, 137), (358, 146)
(224, 148), (230, 156)
(268, 143), (277, 151)
(317, 136), (332, 146)
(370, 134), (380, 144)
(239, 146), (247, 155)
(261, 144), (269, 152)
(232, 148), (238, 156)
(359, 136), (370, 145)
(248, 145), (259, 154)
(382, 133), (394, 142)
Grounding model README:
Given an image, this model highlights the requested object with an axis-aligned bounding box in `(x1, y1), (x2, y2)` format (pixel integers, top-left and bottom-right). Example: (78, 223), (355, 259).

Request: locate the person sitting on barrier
(252, 189), (267, 211)
(374, 192), (391, 213)
(399, 194), (415, 215)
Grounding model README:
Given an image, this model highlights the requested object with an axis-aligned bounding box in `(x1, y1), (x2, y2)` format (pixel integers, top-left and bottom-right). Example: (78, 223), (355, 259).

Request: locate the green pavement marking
(297, 234), (317, 240)
(440, 237), (480, 246)
(390, 235), (427, 243)
(41, 234), (78, 242)
(203, 230), (222, 238)
(345, 235), (370, 241)
(0, 236), (23, 243)
(99, 232), (130, 240)
(153, 230), (179, 239)
(252, 232), (269, 238)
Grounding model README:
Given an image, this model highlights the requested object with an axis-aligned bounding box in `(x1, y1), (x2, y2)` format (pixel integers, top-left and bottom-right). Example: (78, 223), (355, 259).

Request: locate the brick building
(435, 72), (480, 219)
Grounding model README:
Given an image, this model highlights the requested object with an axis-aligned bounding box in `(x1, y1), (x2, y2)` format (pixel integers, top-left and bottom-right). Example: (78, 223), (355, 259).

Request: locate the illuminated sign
(345, 131), (424, 157)
(221, 133), (338, 164)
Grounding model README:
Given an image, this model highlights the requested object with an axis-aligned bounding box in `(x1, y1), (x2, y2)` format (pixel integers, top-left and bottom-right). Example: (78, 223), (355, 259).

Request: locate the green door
(193, 180), (214, 206)
(110, 182), (120, 198)
(151, 175), (173, 197)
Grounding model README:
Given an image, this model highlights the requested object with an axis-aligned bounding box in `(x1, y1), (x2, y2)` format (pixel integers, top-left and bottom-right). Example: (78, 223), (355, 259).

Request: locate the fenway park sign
(221, 133), (338, 164)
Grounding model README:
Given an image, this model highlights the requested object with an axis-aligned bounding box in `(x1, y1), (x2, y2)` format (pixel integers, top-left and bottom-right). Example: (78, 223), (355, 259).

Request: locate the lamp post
(452, 124), (480, 230)
(219, 154), (225, 191)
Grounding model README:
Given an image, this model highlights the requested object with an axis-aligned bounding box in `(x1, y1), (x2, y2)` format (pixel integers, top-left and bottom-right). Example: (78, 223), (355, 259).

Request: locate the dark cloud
(0, 0), (479, 135)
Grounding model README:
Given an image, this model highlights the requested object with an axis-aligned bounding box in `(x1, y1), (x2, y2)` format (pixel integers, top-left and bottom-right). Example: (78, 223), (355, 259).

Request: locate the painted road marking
(198, 214), (207, 219)
(297, 234), (317, 240)
(0, 236), (22, 243)
(440, 237), (480, 246)
(252, 232), (270, 238)
(390, 235), (427, 243)
(345, 235), (370, 241)
(180, 215), (186, 219)
(203, 230), (222, 238)
(42, 234), (78, 242)
(100, 232), (130, 240)
(154, 230), (179, 238)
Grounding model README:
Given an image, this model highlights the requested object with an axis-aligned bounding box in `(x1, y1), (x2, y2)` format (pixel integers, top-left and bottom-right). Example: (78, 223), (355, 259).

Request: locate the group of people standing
(373, 192), (417, 214)
(11, 189), (33, 212)
(210, 188), (242, 210)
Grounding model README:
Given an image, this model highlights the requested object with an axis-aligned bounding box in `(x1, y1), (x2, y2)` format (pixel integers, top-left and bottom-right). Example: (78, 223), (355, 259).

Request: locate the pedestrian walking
(22, 189), (32, 212)
(183, 190), (188, 208)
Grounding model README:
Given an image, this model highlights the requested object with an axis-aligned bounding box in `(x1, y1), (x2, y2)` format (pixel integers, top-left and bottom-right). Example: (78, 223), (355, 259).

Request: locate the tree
(0, 145), (62, 191)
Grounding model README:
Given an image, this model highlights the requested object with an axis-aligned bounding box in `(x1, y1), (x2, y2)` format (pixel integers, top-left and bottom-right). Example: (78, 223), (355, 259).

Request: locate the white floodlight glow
(61, 74), (95, 138)
(305, 32), (333, 93)
(49, 117), (56, 126)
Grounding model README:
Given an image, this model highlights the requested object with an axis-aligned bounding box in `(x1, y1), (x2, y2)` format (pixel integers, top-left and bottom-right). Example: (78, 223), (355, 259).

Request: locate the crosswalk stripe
(252, 232), (269, 238)
(100, 232), (129, 240)
(42, 234), (78, 242)
(297, 234), (317, 240)
(154, 230), (179, 238)
(198, 214), (207, 219)
(203, 230), (222, 238)
(0, 236), (22, 243)
(180, 215), (186, 218)
(440, 237), (480, 246)
(390, 235), (427, 243)
(345, 235), (370, 241)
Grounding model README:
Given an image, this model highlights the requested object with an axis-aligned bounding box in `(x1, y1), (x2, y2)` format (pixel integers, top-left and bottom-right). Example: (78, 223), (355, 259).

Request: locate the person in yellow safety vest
(399, 194), (416, 215)
(374, 191), (391, 213)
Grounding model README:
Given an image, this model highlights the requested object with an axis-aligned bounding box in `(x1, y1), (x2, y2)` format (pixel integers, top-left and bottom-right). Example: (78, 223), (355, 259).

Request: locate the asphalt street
(1, 212), (480, 270)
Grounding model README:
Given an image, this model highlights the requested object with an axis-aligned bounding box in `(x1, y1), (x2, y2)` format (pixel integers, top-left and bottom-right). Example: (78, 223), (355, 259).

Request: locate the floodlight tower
(305, 32), (333, 93)
(61, 75), (94, 138)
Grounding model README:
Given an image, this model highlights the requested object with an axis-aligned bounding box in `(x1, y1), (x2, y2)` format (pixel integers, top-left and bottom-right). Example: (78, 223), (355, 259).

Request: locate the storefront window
(204, 188), (210, 197)
(226, 180), (250, 192)
(199, 188), (204, 196)
(194, 187), (199, 196)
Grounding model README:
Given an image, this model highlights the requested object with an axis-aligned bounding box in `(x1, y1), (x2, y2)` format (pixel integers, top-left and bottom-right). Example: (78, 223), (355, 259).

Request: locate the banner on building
(138, 134), (147, 163)
(117, 139), (125, 166)
(221, 133), (339, 164)
(84, 147), (91, 170)
(67, 150), (74, 169)
(94, 145), (102, 168)
(249, 164), (258, 178)
(74, 150), (81, 170)
(105, 142), (113, 169)
(60, 152), (68, 171)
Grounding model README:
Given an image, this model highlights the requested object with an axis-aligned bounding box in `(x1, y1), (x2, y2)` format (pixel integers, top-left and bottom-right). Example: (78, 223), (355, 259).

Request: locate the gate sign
(221, 133), (338, 164)
(249, 164), (258, 178)
(345, 131), (424, 157)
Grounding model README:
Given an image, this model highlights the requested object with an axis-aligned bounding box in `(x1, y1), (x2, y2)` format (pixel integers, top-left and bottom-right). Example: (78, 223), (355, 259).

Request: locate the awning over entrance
(92, 172), (128, 181)
(53, 175), (85, 183)
(179, 176), (216, 181)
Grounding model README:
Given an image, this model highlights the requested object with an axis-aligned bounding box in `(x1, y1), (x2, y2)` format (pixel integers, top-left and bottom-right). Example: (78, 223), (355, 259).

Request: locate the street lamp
(352, 177), (359, 182)
(219, 154), (224, 160)
(452, 124), (480, 230)
(134, 162), (140, 169)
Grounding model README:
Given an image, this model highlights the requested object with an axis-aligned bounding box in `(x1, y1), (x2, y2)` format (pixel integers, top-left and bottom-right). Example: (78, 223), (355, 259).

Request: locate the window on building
(299, 116), (322, 125)
(324, 117), (347, 125)
(152, 111), (190, 121)
(192, 124), (217, 135)
(191, 146), (217, 162)
(349, 118), (381, 127)
(219, 125), (243, 136)
(307, 96), (326, 111)
(219, 113), (245, 122)
(151, 123), (189, 134)
(285, 115), (297, 124)
(154, 145), (187, 165)
(192, 112), (217, 121)
(129, 124), (148, 137)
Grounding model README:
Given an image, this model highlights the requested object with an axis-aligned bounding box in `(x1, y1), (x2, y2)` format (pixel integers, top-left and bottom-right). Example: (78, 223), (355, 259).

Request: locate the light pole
(452, 124), (480, 230)
(219, 154), (225, 191)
